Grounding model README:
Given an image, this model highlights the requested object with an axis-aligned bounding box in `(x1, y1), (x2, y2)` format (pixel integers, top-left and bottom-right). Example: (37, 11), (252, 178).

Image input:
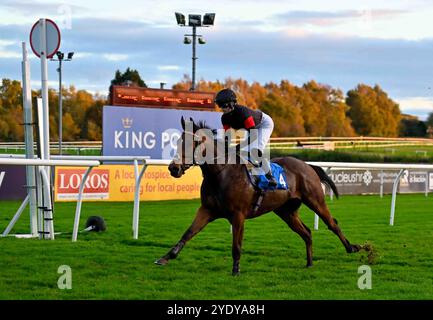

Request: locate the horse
(155, 117), (362, 275)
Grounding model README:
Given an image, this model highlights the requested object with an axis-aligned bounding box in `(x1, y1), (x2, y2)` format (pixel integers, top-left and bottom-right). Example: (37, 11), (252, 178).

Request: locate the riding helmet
(214, 88), (237, 106)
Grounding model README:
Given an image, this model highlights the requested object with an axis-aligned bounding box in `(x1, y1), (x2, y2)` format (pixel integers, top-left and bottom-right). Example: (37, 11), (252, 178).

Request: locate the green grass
(0, 194), (432, 300)
(272, 146), (433, 163)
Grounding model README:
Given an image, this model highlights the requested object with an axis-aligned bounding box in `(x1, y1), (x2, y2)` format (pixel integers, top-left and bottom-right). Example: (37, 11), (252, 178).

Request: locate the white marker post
(30, 18), (61, 239)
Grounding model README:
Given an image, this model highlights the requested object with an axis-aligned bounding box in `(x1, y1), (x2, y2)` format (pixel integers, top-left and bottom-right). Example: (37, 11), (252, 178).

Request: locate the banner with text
(103, 106), (222, 159)
(328, 169), (432, 195)
(54, 165), (202, 202)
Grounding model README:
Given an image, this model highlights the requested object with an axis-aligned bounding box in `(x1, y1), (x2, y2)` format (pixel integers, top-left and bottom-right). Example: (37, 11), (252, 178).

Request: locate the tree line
(1, 69), (432, 142)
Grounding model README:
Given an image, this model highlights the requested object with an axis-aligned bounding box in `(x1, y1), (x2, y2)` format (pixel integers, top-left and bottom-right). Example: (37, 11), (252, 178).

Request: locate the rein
(180, 131), (230, 177)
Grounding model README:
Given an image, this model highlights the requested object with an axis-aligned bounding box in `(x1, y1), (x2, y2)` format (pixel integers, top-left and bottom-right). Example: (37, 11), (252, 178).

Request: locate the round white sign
(29, 19), (61, 58)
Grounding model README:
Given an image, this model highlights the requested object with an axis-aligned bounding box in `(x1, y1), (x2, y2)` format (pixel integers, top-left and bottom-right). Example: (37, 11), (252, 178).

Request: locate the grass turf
(0, 194), (432, 300)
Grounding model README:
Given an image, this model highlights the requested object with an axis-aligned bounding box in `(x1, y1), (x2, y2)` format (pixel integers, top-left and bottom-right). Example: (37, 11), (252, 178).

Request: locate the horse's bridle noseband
(176, 131), (228, 176)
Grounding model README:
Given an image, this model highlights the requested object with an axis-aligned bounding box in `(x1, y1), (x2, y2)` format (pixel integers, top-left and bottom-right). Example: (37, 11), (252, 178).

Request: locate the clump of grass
(359, 241), (380, 265)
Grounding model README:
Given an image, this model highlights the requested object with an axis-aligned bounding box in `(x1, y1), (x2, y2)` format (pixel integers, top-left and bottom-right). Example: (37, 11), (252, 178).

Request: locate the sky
(1, 0), (433, 120)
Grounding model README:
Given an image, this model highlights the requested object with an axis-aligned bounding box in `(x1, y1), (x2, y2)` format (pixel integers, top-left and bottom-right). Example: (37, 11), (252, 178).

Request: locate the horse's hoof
(306, 264), (313, 268)
(232, 271), (240, 276)
(154, 257), (169, 265)
(350, 244), (361, 253)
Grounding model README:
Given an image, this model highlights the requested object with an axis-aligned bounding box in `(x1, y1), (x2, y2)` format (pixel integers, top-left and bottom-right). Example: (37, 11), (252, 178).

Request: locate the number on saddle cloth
(247, 162), (288, 191)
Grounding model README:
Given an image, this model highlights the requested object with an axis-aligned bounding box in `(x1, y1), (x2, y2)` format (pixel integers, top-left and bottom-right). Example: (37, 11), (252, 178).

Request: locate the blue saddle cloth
(247, 162), (289, 191)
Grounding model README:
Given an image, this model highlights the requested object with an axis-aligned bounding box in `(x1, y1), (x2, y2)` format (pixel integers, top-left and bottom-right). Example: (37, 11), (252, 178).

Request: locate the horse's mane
(195, 120), (218, 136)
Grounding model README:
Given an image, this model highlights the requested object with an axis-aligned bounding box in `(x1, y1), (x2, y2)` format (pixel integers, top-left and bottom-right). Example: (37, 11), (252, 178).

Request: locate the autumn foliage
(1, 72), (430, 141)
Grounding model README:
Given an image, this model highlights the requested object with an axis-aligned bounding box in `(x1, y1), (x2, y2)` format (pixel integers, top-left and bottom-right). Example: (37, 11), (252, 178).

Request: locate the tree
(346, 84), (401, 137)
(109, 68), (147, 102)
(0, 79), (24, 141)
(261, 86), (305, 137)
(81, 97), (105, 141)
(399, 115), (427, 137)
(110, 68), (147, 87)
(425, 112), (433, 138)
(302, 81), (354, 137)
(426, 112), (433, 128)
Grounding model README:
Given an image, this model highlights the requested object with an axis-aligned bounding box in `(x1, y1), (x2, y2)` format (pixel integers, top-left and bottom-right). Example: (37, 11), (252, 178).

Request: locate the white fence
(0, 158), (100, 239)
(1, 136), (432, 153)
(1, 158), (432, 241)
(307, 162), (433, 229)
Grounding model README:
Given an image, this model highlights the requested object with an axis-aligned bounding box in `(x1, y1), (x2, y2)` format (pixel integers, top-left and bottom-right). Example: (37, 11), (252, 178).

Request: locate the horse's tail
(309, 165), (339, 199)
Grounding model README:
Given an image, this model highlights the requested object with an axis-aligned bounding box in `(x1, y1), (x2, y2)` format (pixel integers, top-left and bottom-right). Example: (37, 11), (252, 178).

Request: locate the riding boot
(262, 158), (277, 187)
(265, 171), (277, 187)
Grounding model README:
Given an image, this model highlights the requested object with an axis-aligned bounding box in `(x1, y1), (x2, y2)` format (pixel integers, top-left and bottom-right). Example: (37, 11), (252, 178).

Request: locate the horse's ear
(188, 117), (198, 132)
(192, 121), (200, 133)
(181, 116), (185, 130)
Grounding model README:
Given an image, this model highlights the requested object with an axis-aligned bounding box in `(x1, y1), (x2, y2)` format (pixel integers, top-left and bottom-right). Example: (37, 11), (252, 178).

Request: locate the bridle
(174, 130), (230, 176)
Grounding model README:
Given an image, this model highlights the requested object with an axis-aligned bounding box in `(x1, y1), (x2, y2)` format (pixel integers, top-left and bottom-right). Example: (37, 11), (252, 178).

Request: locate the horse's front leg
(155, 206), (214, 265)
(231, 213), (245, 276)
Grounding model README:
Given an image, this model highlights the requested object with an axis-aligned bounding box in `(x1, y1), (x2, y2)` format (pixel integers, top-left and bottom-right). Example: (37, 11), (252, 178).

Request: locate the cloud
(396, 97), (433, 120)
(1, 15), (433, 123)
(0, 39), (21, 58)
(0, 0), (84, 17)
(274, 9), (408, 27)
(0, 51), (21, 58)
(102, 53), (128, 61)
(157, 65), (181, 71)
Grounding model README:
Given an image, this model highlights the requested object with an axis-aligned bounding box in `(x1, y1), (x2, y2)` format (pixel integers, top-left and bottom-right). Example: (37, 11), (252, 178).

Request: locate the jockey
(215, 88), (277, 187)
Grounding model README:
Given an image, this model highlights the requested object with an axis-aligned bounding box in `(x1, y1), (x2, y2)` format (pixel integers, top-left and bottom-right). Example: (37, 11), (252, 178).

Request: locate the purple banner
(103, 106), (222, 159)
(0, 166), (26, 200)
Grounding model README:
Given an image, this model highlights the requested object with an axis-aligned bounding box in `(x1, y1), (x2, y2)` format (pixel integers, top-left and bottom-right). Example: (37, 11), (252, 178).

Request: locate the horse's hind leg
(275, 206), (313, 267)
(155, 206), (214, 265)
(303, 196), (360, 254)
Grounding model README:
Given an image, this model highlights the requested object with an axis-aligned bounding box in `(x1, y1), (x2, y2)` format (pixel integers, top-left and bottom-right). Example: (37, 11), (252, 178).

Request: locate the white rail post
(380, 170), (384, 198)
(22, 42), (38, 236)
(314, 213), (319, 231)
(39, 167), (54, 239)
(390, 169), (405, 226)
(132, 160), (148, 239)
(2, 195), (30, 236)
(72, 166), (94, 242)
(39, 19), (54, 239)
(36, 165), (43, 239)
(425, 172), (429, 197)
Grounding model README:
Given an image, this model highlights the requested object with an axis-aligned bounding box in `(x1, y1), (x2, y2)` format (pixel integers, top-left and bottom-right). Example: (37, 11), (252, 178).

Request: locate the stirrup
(266, 174), (277, 187)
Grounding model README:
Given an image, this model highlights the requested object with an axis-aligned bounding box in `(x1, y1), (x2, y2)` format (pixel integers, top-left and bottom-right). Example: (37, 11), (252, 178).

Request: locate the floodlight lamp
(67, 52), (74, 60)
(175, 12), (186, 26)
(184, 37), (192, 44)
(56, 51), (64, 60)
(188, 14), (202, 26)
(203, 13), (215, 26)
(198, 37), (206, 44)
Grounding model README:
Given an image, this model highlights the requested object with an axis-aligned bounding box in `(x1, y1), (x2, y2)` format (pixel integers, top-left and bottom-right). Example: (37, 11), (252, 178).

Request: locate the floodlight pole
(51, 52), (73, 155)
(191, 25), (197, 91)
(176, 12), (215, 91)
(57, 58), (63, 154)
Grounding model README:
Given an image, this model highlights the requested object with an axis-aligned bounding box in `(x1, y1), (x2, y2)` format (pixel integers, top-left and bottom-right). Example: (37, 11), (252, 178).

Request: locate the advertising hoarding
(54, 165), (202, 202)
(102, 105), (222, 159)
(0, 166), (26, 200)
(110, 86), (216, 110)
(328, 169), (432, 195)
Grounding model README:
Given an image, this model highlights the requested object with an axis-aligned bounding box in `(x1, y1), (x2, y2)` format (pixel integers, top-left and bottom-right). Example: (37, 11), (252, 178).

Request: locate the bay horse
(155, 117), (361, 275)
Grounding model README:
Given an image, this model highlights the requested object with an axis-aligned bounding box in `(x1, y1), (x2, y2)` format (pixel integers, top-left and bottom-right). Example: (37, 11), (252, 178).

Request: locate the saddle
(245, 161), (289, 191)
(231, 143), (288, 191)
(245, 161), (289, 216)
